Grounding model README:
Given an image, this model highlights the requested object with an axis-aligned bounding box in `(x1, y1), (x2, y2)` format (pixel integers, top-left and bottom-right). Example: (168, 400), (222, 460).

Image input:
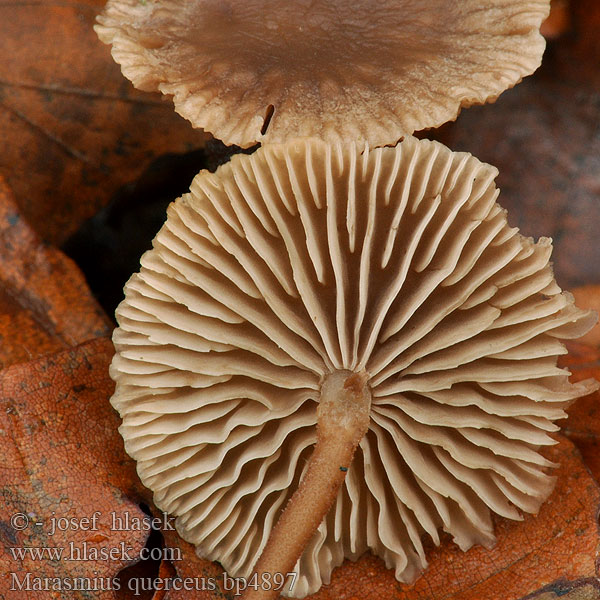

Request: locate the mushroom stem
(242, 370), (371, 600)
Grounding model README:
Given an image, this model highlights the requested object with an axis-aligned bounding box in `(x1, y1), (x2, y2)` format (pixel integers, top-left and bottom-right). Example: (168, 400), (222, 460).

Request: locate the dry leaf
(0, 338), (147, 599)
(530, 583), (600, 600)
(0, 0), (208, 245)
(0, 177), (111, 368)
(156, 531), (227, 600)
(558, 286), (600, 485)
(540, 0), (571, 39)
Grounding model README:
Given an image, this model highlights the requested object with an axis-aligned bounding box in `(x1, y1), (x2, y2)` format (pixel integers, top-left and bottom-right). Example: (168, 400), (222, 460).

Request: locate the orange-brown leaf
(0, 337), (149, 599)
(0, 0), (209, 245)
(540, 0), (571, 39)
(559, 286), (600, 485)
(0, 177), (111, 368)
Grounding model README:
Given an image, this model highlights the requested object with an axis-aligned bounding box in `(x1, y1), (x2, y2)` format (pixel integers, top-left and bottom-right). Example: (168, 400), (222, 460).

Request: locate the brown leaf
(158, 532), (227, 600)
(559, 286), (600, 485)
(0, 0), (209, 245)
(0, 177), (111, 369)
(529, 583), (600, 600)
(540, 0), (571, 39)
(0, 337), (148, 599)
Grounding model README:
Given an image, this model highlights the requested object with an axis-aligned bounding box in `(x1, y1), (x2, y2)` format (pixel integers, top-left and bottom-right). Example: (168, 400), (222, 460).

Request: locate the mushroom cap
(96, 0), (550, 148)
(110, 136), (597, 597)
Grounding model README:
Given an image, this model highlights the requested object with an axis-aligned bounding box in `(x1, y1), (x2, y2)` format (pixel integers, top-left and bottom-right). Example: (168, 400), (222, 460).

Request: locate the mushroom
(95, 0), (550, 148)
(110, 136), (598, 598)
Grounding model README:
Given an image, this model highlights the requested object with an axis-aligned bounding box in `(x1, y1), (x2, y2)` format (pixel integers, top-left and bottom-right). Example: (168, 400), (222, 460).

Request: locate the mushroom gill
(95, 0), (550, 147)
(110, 137), (598, 598)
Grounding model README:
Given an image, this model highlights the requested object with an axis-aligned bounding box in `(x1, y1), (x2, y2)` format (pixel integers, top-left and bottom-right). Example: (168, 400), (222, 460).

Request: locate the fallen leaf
(156, 531), (227, 600)
(0, 337), (148, 599)
(558, 286), (600, 485)
(540, 0), (571, 39)
(529, 582), (600, 600)
(561, 354), (600, 486)
(0, 0), (209, 245)
(0, 176), (111, 369)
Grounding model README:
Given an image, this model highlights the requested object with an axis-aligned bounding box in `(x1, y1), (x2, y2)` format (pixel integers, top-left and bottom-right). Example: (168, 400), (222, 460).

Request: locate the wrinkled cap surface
(110, 137), (597, 597)
(96, 0), (550, 147)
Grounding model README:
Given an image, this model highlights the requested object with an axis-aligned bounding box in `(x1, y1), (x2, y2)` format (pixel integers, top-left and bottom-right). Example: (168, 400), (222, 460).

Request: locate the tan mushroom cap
(96, 0), (550, 148)
(110, 137), (597, 598)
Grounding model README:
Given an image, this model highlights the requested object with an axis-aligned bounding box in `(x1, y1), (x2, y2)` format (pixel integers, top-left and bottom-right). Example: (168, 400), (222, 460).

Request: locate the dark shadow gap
(114, 503), (165, 600)
(63, 141), (259, 318)
(261, 104), (275, 135)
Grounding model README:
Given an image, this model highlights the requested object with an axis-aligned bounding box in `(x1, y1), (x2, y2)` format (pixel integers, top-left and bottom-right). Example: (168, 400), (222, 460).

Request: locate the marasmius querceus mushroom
(94, 0), (551, 148)
(110, 136), (598, 599)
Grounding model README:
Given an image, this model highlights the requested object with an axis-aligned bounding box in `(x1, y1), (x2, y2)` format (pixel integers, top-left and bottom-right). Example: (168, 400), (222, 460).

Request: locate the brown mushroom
(95, 0), (550, 147)
(110, 136), (597, 598)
